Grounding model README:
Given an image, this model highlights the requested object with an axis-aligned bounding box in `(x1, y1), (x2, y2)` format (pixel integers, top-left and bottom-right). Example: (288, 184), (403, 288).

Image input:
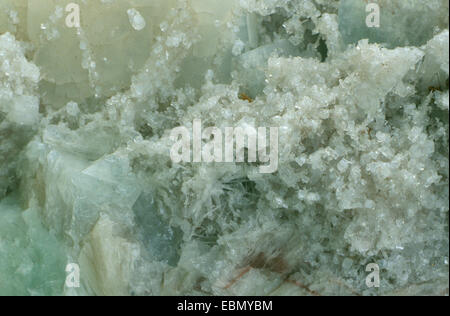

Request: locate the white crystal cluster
(0, 32), (40, 197)
(0, 0), (448, 296)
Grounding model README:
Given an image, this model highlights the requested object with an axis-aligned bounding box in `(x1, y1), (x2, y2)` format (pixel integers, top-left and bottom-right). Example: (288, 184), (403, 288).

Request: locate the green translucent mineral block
(339, 0), (449, 48)
(0, 196), (66, 296)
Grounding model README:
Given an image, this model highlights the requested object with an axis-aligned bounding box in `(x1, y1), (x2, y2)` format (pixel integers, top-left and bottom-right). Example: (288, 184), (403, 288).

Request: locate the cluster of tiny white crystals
(0, 32), (40, 198)
(127, 8), (146, 31)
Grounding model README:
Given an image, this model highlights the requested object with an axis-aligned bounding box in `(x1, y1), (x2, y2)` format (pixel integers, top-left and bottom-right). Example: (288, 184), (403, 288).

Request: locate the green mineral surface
(0, 0), (448, 296)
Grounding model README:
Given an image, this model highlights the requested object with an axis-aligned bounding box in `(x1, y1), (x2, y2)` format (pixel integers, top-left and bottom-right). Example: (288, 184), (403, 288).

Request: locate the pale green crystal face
(0, 195), (65, 295)
(0, 0), (448, 296)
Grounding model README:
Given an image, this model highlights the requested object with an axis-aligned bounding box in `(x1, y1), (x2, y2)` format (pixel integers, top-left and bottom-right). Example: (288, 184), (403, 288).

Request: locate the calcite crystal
(0, 0), (448, 296)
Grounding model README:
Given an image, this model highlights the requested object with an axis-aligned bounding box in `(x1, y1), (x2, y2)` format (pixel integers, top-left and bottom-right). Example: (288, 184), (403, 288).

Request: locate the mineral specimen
(0, 0), (448, 296)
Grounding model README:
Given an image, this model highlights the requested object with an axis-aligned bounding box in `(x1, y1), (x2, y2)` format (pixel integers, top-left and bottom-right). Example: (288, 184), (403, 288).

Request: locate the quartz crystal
(0, 0), (448, 296)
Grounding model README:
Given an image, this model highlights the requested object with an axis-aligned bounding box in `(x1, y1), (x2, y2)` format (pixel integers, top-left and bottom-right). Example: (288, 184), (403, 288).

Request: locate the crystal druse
(0, 0), (448, 295)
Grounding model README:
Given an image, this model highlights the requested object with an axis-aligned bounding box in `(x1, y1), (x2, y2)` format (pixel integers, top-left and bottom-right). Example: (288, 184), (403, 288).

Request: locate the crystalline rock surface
(0, 0), (448, 296)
